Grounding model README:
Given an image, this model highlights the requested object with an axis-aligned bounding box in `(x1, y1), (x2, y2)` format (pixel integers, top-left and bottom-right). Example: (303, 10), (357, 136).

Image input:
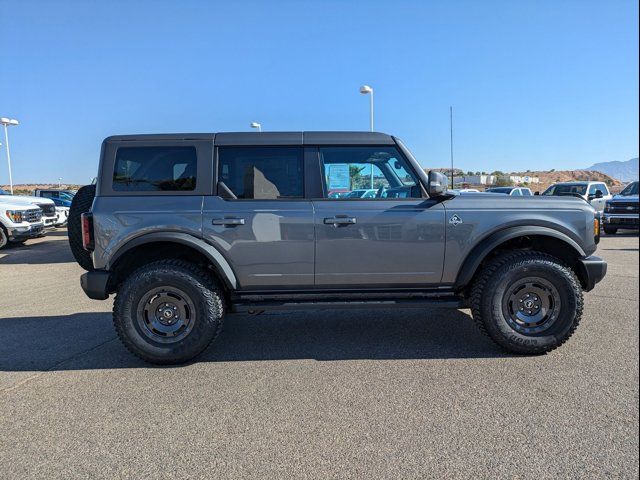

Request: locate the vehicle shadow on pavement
(0, 239), (73, 265)
(0, 308), (506, 372)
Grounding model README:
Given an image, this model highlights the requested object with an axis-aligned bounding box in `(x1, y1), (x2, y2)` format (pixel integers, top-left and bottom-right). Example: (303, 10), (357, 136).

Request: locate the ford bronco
(70, 132), (607, 364)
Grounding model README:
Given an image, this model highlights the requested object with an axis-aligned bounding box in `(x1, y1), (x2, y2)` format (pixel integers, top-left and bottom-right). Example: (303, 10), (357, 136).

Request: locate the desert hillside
(510, 170), (623, 193)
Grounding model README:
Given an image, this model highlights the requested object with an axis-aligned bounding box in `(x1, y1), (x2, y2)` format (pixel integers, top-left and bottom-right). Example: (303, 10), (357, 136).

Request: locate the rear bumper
(80, 270), (110, 300)
(577, 256), (607, 292)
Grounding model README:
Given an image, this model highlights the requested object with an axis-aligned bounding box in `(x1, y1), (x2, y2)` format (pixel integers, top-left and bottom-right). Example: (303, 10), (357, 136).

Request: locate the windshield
(0, 188), (9, 195)
(619, 182), (639, 196)
(543, 184), (587, 196)
(59, 191), (75, 200)
(486, 187), (512, 194)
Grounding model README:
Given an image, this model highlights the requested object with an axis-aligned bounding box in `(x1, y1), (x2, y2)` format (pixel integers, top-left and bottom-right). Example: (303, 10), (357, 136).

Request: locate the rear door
(202, 142), (315, 289)
(312, 145), (446, 287)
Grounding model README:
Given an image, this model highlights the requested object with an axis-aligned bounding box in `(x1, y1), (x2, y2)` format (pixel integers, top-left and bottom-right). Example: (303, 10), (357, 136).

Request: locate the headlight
(605, 202), (612, 212)
(5, 210), (24, 223)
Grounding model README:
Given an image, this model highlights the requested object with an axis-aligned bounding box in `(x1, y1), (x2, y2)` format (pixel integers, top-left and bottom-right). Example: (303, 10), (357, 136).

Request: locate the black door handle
(212, 217), (245, 226)
(324, 216), (357, 226)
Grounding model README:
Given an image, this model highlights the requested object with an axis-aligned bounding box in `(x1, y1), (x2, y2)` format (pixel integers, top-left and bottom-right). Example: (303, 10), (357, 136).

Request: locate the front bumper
(603, 213), (639, 228)
(42, 215), (58, 228)
(577, 256), (607, 292)
(7, 222), (45, 241)
(80, 270), (110, 300)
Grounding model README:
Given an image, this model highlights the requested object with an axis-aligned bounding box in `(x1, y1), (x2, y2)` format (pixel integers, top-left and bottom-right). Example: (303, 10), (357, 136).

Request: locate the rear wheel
(67, 184), (96, 271)
(603, 226), (618, 235)
(471, 251), (583, 354)
(113, 260), (224, 364)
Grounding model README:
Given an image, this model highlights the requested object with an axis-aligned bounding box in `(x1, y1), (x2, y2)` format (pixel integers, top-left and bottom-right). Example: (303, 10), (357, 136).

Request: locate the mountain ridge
(586, 158), (638, 182)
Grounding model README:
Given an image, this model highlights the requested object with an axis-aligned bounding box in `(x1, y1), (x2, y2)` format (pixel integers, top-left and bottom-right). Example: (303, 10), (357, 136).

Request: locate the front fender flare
(453, 226), (586, 289)
(107, 232), (238, 290)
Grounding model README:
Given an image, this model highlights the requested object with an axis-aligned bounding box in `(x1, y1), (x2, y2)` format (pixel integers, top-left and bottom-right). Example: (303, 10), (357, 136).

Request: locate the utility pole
(449, 106), (454, 189)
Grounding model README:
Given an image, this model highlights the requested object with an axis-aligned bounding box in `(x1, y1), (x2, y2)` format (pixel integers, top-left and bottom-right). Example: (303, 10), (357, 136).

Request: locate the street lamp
(359, 85), (374, 132)
(0, 117), (19, 194)
(250, 122), (262, 132)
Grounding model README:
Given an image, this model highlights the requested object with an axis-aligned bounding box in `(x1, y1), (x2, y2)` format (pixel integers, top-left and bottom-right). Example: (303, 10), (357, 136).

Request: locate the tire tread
(113, 259), (224, 364)
(470, 250), (583, 354)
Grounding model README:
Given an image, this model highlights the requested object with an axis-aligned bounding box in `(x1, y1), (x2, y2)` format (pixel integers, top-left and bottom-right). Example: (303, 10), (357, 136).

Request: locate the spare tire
(68, 184), (96, 271)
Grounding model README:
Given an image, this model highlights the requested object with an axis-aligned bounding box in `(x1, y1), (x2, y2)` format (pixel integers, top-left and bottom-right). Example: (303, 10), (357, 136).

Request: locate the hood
(610, 194), (639, 202)
(0, 199), (42, 210)
(445, 191), (594, 211)
(0, 194), (55, 206)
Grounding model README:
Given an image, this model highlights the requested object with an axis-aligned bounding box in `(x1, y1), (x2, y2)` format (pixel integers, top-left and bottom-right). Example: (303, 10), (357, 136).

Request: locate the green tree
(496, 177), (515, 187)
(349, 164), (365, 189)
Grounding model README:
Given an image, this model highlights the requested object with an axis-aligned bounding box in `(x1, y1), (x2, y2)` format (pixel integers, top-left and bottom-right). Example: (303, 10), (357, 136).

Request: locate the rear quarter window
(112, 146), (197, 192)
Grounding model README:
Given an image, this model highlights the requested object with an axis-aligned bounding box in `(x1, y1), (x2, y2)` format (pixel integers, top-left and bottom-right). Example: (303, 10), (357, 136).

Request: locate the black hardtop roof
(104, 131), (396, 145)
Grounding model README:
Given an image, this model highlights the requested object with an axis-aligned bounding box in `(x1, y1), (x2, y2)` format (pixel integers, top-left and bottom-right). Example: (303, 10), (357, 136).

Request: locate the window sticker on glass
(327, 164), (350, 190)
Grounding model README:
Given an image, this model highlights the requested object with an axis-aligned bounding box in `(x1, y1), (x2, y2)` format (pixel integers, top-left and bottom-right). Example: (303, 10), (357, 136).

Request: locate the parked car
(450, 188), (481, 194)
(344, 189), (377, 199)
(71, 131), (606, 364)
(603, 181), (639, 234)
(33, 188), (75, 207)
(0, 188), (58, 228)
(485, 187), (533, 196)
(0, 198), (44, 249)
(541, 181), (612, 213)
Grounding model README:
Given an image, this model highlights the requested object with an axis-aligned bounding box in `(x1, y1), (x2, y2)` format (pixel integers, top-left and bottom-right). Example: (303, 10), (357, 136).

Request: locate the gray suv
(72, 132), (607, 364)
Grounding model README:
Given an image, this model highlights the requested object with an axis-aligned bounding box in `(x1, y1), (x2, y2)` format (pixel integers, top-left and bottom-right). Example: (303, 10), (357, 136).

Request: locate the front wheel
(603, 226), (618, 235)
(113, 260), (225, 364)
(471, 251), (583, 354)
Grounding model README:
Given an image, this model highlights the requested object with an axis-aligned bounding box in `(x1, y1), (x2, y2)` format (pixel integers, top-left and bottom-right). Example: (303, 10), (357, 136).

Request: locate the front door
(313, 146), (446, 288)
(202, 145), (315, 289)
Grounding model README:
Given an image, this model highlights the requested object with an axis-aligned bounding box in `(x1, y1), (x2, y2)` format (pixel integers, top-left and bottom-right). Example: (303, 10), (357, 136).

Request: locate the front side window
(113, 146), (197, 192)
(543, 184), (587, 196)
(217, 146), (304, 200)
(320, 146), (419, 199)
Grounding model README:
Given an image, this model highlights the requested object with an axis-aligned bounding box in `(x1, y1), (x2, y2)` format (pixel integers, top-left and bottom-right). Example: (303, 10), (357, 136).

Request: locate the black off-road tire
(603, 226), (618, 235)
(113, 260), (225, 364)
(0, 226), (8, 250)
(68, 184), (96, 271)
(471, 251), (583, 355)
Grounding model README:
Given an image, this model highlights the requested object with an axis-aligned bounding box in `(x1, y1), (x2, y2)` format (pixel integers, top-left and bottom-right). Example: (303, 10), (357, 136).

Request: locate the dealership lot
(1, 231), (638, 478)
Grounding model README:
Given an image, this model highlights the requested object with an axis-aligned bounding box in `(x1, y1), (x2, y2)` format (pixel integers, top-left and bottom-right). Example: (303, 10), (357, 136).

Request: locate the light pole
(359, 85), (374, 132)
(449, 106), (454, 189)
(0, 117), (19, 194)
(58, 177), (63, 189)
(250, 122), (262, 132)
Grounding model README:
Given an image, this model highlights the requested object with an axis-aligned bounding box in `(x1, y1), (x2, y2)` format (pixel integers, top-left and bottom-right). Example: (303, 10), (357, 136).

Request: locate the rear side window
(113, 147), (197, 191)
(217, 147), (304, 199)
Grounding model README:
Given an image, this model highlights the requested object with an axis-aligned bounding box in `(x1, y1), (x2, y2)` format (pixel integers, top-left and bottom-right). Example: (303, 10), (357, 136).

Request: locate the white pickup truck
(0, 188), (58, 229)
(0, 198), (45, 249)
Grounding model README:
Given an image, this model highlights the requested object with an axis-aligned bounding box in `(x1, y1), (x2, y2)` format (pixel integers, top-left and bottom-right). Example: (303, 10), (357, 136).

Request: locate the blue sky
(0, 0), (638, 184)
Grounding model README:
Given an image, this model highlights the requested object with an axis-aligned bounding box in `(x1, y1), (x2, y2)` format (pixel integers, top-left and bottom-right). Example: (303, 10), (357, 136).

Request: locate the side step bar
(230, 297), (464, 313)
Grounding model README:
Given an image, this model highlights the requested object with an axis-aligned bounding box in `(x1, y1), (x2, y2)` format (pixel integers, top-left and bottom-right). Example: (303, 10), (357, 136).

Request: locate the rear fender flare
(108, 232), (237, 290)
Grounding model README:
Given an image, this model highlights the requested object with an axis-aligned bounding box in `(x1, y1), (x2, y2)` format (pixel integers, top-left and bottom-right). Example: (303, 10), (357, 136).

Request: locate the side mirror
(595, 190), (604, 199)
(426, 171), (448, 198)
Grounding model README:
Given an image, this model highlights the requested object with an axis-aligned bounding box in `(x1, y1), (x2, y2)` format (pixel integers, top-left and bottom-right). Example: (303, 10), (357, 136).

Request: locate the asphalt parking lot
(1, 230), (638, 478)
